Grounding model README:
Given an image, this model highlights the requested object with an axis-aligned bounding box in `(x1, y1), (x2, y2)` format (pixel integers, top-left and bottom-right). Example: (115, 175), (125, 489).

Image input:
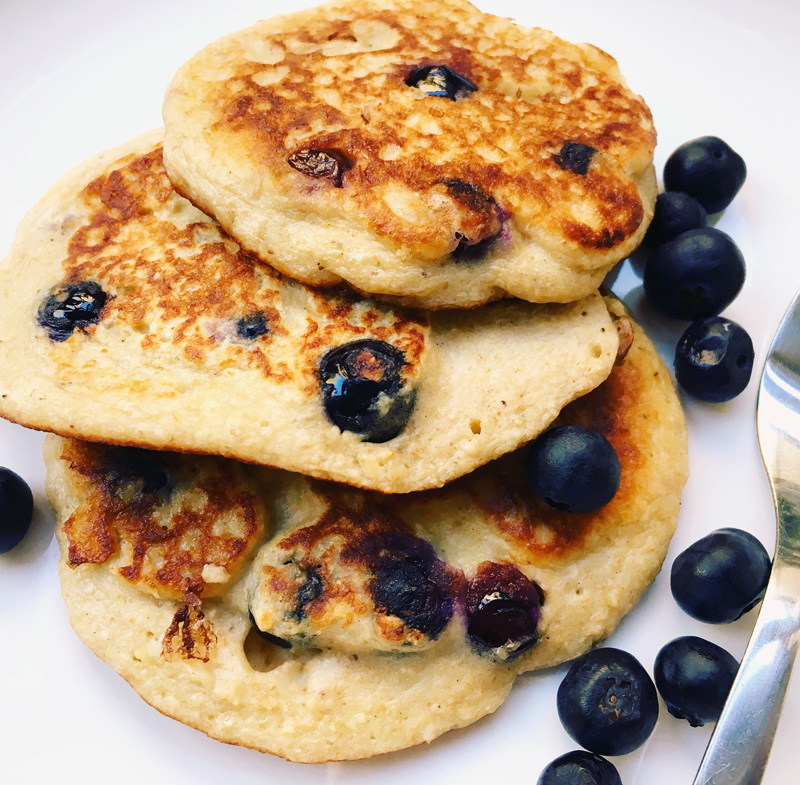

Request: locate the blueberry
(557, 647), (659, 756)
(289, 565), (324, 621)
(537, 750), (622, 785)
(38, 280), (108, 341)
(555, 142), (597, 176)
(405, 64), (477, 100)
(654, 636), (739, 727)
(248, 611), (292, 649)
(671, 528), (771, 624)
(104, 447), (171, 499)
(0, 467), (34, 554)
(643, 227), (745, 320)
(663, 136), (747, 213)
(674, 317), (754, 402)
(318, 339), (416, 442)
(370, 555), (454, 638)
(526, 426), (621, 514)
(466, 561), (542, 659)
(645, 191), (708, 245)
(288, 148), (353, 187)
(236, 312), (270, 340)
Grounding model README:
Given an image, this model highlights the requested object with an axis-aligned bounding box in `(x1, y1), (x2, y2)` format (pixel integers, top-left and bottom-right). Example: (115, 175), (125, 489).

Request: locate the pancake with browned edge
(0, 129), (618, 493)
(47, 308), (687, 761)
(162, 0), (657, 309)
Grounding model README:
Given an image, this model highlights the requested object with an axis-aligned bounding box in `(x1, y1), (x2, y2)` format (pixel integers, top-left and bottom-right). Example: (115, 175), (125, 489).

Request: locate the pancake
(47, 308), (688, 762)
(0, 129), (618, 493)
(162, 0), (657, 309)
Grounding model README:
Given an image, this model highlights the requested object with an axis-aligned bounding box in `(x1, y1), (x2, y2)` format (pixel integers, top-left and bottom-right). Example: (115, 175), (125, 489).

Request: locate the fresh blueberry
(537, 750), (622, 785)
(674, 317), (754, 402)
(555, 142), (597, 176)
(526, 426), (621, 514)
(405, 64), (477, 100)
(0, 467), (34, 554)
(645, 191), (708, 245)
(466, 561), (542, 659)
(288, 148), (353, 187)
(38, 280), (108, 341)
(236, 312), (270, 340)
(671, 528), (771, 623)
(318, 339), (416, 442)
(663, 136), (747, 213)
(643, 227), (745, 320)
(654, 636), (739, 727)
(557, 647), (659, 756)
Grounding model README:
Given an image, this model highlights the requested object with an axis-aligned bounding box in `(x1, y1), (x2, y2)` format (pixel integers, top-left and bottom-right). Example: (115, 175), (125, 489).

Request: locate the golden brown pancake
(162, 0), (657, 308)
(47, 308), (688, 761)
(0, 129), (619, 493)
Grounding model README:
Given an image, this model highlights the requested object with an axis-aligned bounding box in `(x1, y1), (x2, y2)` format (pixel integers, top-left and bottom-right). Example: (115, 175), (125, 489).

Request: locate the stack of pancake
(0, 0), (687, 763)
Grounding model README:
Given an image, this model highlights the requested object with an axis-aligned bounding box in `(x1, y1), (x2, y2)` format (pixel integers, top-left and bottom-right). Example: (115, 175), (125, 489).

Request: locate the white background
(1, 0), (799, 782)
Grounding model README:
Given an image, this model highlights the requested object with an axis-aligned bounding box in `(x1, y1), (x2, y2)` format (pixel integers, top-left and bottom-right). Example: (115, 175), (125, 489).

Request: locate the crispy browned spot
(161, 591), (216, 662)
(54, 145), (429, 388)
(212, 3), (652, 254)
(60, 441), (264, 599)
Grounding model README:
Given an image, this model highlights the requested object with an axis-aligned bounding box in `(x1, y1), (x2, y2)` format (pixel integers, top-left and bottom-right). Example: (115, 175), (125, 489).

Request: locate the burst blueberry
(526, 426), (621, 514)
(643, 227), (745, 320)
(670, 528), (771, 624)
(319, 339), (416, 442)
(557, 647), (659, 756)
(405, 64), (477, 100)
(674, 317), (754, 402)
(0, 467), (34, 554)
(236, 312), (270, 340)
(38, 280), (108, 341)
(654, 636), (739, 726)
(466, 561), (542, 659)
(288, 148), (353, 187)
(537, 750), (622, 785)
(555, 142), (597, 176)
(664, 136), (747, 213)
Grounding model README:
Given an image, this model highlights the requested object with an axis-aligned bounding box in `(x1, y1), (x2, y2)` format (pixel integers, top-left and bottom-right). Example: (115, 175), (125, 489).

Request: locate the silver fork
(692, 289), (800, 784)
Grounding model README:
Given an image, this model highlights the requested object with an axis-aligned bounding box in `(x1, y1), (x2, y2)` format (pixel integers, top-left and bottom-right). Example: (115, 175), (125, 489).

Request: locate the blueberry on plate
(671, 528), (771, 623)
(654, 636), (738, 727)
(405, 64), (477, 100)
(644, 191), (708, 245)
(537, 750), (621, 785)
(663, 136), (747, 213)
(557, 647), (659, 756)
(38, 280), (108, 342)
(643, 227), (745, 320)
(0, 467), (34, 554)
(526, 426), (621, 514)
(318, 339), (417, 443)
(674, 317), (754, 402)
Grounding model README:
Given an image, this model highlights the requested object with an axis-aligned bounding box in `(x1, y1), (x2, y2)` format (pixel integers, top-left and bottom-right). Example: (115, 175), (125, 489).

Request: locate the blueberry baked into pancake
(0, 130), (619, 493)
(162, 0), (657, 308)
(45, 307), (687, 762)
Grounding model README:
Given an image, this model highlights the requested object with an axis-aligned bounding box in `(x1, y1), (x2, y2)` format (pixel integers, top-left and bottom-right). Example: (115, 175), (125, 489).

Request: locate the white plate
(1, 1), (799, 782)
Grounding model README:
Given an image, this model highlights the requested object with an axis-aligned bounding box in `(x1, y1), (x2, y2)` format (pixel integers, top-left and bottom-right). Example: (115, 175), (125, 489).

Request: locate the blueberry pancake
(46, 308), (688, 762)
(0, 130), (618, 493)
(162, 0), (657, 309)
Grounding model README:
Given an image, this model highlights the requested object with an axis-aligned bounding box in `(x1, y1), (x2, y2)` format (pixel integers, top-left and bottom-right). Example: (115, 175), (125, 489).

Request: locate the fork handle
(692, 559), (800, 785)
